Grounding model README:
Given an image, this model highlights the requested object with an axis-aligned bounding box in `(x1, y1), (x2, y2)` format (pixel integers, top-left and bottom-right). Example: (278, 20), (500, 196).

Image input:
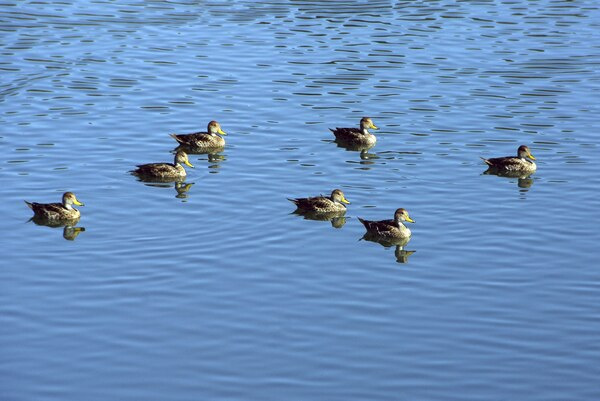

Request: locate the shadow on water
(28, 217), (86, 241)
(360, 233), (416, 264)
(291, 209), (347, 229)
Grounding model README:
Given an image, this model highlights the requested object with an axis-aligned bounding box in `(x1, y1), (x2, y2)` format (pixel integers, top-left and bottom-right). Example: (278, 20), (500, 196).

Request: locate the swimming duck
(288, 189), (350, 213)
(132, 150), (194, 179)
(170, 121), (227, 149)
(25, 192), (84, 222)
(330, 117), (378, 147)
(358, 208), (414, 239)
(481, 145), (536, 173)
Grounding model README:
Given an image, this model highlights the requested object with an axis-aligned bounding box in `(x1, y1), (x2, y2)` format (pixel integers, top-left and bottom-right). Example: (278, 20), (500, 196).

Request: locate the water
(2, 1), (600, 400)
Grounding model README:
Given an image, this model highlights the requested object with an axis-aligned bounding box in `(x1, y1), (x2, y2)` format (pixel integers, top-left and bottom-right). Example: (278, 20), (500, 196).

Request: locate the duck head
(208, 120), (227, 136)
(330, 189), (350, 205)
(62, 192), (84, 210)
(174, 150), (194, 168)
(359, 117), (378, 134)
(394, 208), (415, 224)
(517, 145), (535, 161)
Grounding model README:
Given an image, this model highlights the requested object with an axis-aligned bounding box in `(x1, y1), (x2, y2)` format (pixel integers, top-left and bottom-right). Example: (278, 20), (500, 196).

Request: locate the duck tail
(169, 133), (184, 144)
(357, 217), (368, 227)
(24, 200), (33, 209)
(480, 156), (492, 166)
(287, 198), (299, 205)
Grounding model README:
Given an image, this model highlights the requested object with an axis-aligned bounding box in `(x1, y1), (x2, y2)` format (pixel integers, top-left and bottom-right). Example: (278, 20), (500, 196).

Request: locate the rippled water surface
(2, 1), (600, 400)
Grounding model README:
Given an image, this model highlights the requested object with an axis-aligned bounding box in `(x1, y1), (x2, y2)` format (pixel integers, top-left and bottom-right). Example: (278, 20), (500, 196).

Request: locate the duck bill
(528, 152), (536, 160)
(341, 197), (350, 204)
(370, 123), (379, 130)
(218, 128), (227, 136)
(405, 216), (415, 223)
(73, 199), (85, 206)
(184, 160), (195, 168)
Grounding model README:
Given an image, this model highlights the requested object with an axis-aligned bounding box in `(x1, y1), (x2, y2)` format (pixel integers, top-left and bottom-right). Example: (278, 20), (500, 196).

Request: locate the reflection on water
(175, 145), (227, 173)
(174, 182), (194, 199)
(483, 167), (535, 189)
(291, 209), (347, 229)
(207, 152), (226, 164)
(175, 144), (225, 157)
(61, 225), (86, 241)
(29, 217), (86, 241)
(395, 247), (416, 264)
(134, 178), (195, 199)
(334, 139), (375, 153)
(517, 177), (534, 189)
(358, 148), (378, 161)
(361, 233), (416, 264)
(333, 139), (380, 162)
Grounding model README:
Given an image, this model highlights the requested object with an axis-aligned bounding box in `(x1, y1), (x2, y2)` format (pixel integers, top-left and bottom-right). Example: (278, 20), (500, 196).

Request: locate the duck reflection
(135, 176), (195, 199)
(291, 210), (347, 228)
(334, 140), (379, 157)
(29, 216), (86, 241)
(331, 142), (379, 169)
(359, 148), (378, 161)
(174, 181), (194, 199)
(482, 167), (534, 189)
(361, 233), (416, 264)
(62, 225), (86, 241)
(174, 145), (226, 171)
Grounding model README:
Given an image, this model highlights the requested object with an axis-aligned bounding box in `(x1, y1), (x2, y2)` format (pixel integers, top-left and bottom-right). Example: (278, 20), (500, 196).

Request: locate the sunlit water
(1, 1), (600, 400)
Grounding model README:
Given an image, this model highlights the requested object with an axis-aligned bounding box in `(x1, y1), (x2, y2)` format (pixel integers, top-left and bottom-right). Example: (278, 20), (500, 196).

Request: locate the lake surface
(1, 1), (600, 400)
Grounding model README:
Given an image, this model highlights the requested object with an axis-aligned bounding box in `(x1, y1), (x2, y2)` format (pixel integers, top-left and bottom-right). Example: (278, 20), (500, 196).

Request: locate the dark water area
(1, 1), (600, 400)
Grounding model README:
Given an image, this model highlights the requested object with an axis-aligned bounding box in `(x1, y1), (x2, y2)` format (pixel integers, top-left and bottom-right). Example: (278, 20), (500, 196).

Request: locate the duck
(25, 192), (84, 222)
(330, 117), (378, 147)
(358, 208), (415, 239)
(170, 121), (227, 149)
(132, 150), (194, 179)
(481, 145), (536, 173)
(288, 189), (350, 213)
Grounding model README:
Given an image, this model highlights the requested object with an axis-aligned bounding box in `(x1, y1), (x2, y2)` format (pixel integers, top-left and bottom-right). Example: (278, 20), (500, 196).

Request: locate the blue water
(2, 1), (600, 400)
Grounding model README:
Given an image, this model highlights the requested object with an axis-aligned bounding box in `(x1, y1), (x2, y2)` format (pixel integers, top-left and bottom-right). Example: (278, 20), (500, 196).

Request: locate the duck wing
(330, 127), (360, 137)
(134, 163), (176, 175)
(169, 132), (209, 145)
(289, 196), (332, 211)
(29, 202), (67, 216)
(358, 218), (396, 234)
